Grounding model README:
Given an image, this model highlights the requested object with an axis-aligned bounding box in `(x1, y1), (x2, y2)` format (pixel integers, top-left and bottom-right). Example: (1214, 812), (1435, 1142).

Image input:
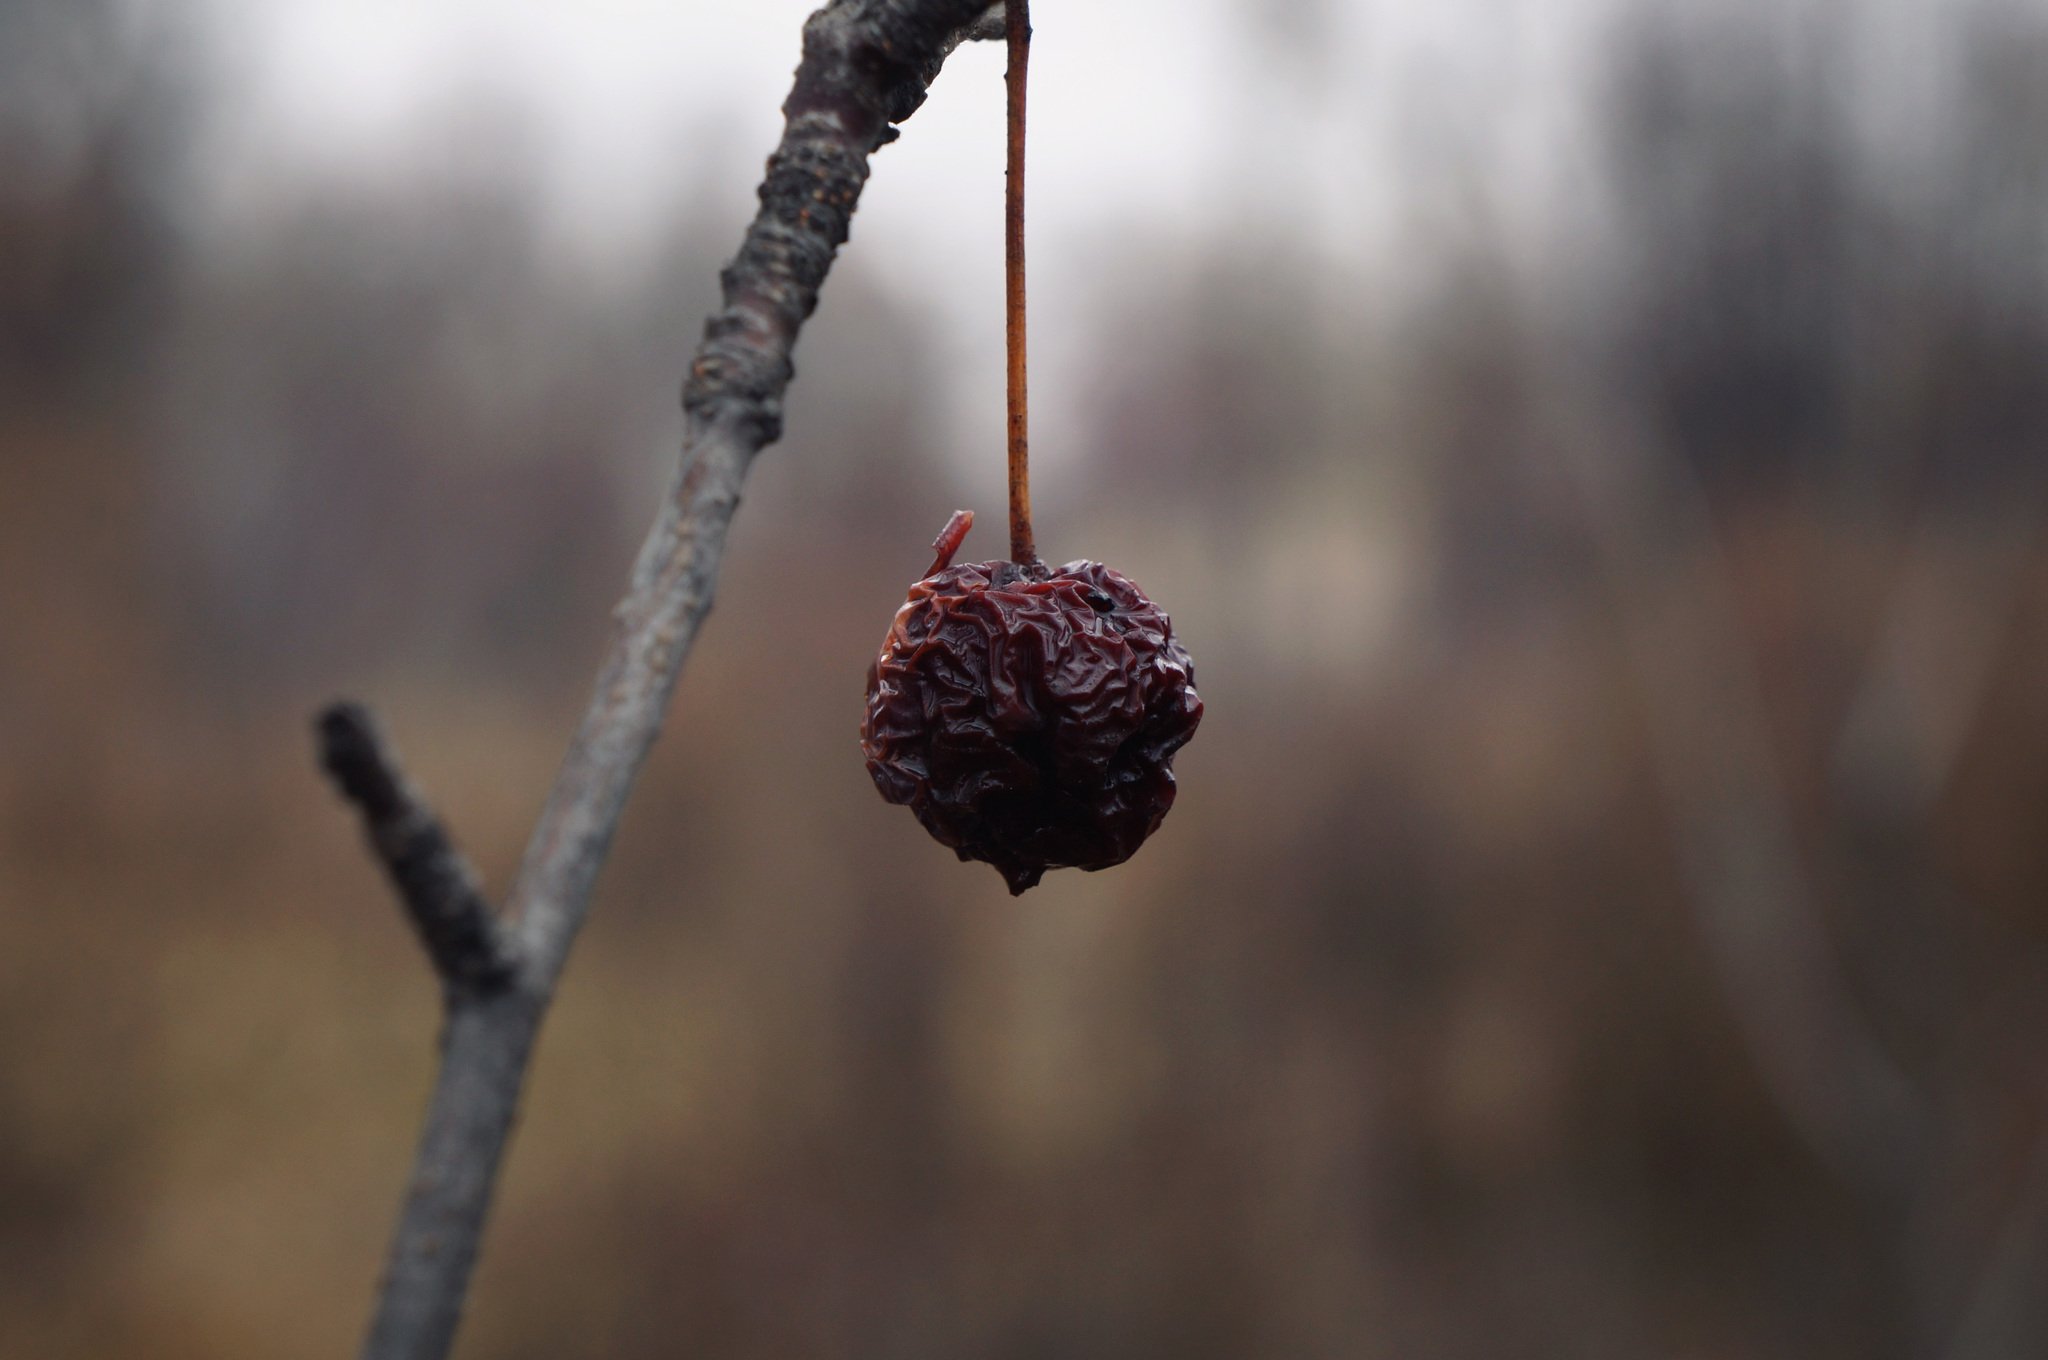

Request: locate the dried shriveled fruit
(861, 512), (1202, 894)
(861, 11), (1197, 894)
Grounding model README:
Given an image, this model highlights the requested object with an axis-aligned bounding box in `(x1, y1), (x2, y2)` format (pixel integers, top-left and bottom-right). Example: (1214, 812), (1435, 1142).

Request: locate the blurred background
(5, 0), (2048, 1355)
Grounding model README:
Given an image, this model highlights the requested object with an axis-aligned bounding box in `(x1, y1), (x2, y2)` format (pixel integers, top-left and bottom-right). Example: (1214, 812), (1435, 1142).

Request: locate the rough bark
(317, 704), (515, 997)
(317, 6), (1003, 1358)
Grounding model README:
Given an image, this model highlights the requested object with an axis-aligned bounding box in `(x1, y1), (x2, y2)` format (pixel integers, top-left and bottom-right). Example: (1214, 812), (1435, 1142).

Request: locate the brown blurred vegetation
(4, 1), (2048, 1357)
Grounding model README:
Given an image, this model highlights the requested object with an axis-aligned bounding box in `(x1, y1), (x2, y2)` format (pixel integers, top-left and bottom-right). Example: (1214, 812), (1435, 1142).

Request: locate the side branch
(317, 702), (515, 996)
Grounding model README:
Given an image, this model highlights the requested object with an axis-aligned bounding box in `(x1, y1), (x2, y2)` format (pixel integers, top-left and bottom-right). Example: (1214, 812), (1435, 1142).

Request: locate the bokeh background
(6, 0), (2048, 1355)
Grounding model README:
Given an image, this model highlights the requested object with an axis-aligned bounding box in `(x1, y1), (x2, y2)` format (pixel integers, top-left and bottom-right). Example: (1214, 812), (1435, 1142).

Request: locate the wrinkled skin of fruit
(861, 516), (1202, 895)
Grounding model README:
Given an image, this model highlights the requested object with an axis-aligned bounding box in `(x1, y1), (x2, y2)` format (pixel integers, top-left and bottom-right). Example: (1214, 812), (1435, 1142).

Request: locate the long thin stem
(1004, 0), (1036, 567)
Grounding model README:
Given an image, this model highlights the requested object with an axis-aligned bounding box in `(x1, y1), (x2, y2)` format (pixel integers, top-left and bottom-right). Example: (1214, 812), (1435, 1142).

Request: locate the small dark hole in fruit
(1084, 589), (1115, 614)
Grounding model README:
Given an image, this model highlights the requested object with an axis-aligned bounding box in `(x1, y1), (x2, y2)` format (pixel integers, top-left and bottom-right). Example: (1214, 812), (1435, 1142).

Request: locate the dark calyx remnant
(861, 513), (1203, 894)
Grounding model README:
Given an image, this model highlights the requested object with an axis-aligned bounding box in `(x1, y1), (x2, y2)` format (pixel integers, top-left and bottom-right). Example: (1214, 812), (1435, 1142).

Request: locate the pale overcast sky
(174, 0), (1958, 472)
(187, 0), (1620, 287)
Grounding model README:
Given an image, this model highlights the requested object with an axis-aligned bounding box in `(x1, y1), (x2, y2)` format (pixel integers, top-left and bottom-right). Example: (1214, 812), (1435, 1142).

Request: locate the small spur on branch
(316, 5), (1004, 1360)
(317, 704), (514, 997)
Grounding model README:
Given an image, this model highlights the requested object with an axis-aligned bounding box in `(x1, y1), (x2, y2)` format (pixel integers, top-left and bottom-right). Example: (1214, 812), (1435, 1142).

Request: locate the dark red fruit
(861, 512), (1202, 895)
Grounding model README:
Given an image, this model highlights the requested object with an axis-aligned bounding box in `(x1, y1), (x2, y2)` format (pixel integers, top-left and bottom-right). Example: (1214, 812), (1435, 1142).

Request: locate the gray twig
(320, 5), (1003, 1359)
(952, 3), (1007, 47)
(317, 702), (515, 996)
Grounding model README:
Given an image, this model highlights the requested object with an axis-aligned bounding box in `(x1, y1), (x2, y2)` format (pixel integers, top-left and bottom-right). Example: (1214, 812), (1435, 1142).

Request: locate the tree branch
(321, 5), (1005, 1359)
(317, 702), (516, 996)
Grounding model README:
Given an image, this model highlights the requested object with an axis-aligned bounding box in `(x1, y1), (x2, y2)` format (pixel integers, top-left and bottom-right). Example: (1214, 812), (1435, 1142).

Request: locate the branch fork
(315, 5), (1008, 1359)
(318, 704), (515, 1000)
